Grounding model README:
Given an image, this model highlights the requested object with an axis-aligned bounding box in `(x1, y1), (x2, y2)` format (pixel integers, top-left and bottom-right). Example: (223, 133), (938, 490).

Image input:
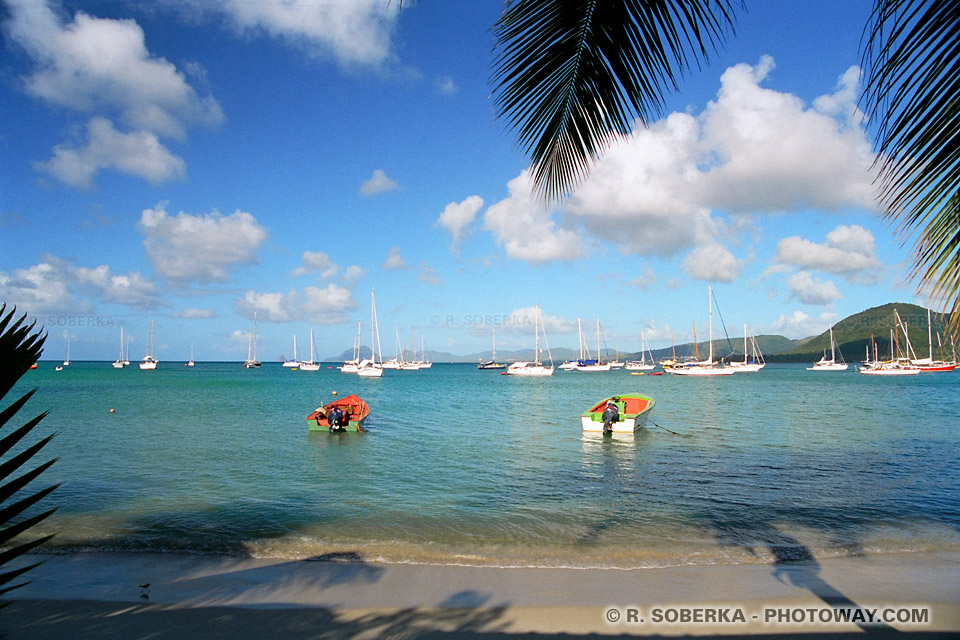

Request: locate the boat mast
(708, 284), (714, 364)
(534, 305), (541, 366)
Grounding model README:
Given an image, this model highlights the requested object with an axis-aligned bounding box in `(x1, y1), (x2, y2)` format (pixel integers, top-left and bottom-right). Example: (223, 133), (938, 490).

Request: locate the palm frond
(860, 0), (960, 333)
(492, 0), (741, 201)
(0, 304), (56, 599)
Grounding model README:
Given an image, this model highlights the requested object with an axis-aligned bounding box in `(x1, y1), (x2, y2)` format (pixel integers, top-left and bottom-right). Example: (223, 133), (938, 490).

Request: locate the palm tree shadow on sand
(702, 508), (898, 634)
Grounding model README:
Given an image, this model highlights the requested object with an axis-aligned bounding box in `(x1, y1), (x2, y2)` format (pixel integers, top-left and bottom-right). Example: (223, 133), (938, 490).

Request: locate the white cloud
(342, 265), (367, 283)
(497, 305), (576, 339)
(682, 244), (744, 282)
(238, 283), (358, 324)
(770, 310), (840, 340)
(382, 247), (406, 270)
(435, 75), (457, 95)
(213, 0), (403, 68)
(435, 195), (483, 255)
(175, 307), (216, 319)
(785, 271), (843, 305)
(6, 1), (223, 137)
(417, 262), (441, 286)
(291, 250), (338, 278)
(495, 57), (880, 268)
(360, 169), (399, 196)
(140, 203), (268, 283)
(36, 117), (186, 189)
(483, 172), (586, 264)
(774, 224), (883, 283)
(5, 0), (222, 187)
(0, 253), (163, 314)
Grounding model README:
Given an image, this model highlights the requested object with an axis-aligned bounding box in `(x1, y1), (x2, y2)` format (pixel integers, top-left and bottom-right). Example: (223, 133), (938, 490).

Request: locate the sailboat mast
(708, 285), (714, 363)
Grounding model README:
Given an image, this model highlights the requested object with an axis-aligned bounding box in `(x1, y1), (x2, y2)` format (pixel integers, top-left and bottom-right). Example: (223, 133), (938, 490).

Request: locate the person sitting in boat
(601, 399), (619, 434)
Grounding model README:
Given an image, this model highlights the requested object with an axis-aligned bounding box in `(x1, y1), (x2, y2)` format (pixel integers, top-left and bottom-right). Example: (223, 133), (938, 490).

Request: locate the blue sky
(0, 0), (933, 362)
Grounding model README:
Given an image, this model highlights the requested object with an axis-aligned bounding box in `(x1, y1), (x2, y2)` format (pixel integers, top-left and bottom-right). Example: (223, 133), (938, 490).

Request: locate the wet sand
(2, 551), (958, 638)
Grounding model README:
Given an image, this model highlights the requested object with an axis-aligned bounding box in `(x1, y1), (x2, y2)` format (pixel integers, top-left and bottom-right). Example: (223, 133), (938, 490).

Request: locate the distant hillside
(767, 303), (952, 363)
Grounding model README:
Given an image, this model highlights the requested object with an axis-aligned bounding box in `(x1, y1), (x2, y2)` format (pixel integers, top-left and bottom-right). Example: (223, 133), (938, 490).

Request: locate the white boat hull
(807, 362), (848, 371)
(299, 362), (320, 371)
(667, 365), (734, 376)
(575, 363), (611, 372)
(581, 416), (640, 432)
(505, 362), (554, 376)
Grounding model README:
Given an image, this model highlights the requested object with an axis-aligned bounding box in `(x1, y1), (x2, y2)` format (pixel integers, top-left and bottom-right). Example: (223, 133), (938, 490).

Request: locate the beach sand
(2, 551), (958, 638)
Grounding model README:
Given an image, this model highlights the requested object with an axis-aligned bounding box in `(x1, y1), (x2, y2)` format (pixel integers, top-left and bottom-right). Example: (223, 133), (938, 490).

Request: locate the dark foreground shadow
(1, 599), (955, 640)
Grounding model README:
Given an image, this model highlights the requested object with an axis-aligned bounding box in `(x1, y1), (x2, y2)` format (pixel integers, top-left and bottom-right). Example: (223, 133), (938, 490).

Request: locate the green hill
(767, 303), (953, 363)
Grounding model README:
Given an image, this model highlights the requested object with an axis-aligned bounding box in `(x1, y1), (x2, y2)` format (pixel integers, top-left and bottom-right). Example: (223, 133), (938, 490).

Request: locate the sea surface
(11, 361), (960, 569)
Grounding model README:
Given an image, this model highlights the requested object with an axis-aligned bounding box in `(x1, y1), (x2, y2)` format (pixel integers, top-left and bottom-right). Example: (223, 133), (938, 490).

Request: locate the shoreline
(3, 550), (958, 638)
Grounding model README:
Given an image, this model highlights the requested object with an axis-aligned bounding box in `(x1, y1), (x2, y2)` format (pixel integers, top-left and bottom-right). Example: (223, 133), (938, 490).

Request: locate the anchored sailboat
(242, 311), (261, 368)
(807, 325), (847, 371)
(478, 327), (505, 369)
(666, 285), (733, 376)
(357, 291), (384, 377)
(140, 320), (158, 370)
(505, 305), (554, 376)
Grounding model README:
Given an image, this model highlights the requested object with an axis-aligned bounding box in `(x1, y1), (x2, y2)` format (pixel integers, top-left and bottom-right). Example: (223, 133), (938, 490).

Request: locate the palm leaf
(492, 0), (741, 201)
(0, 304), (57, 599)
(860, 0), (960, 333)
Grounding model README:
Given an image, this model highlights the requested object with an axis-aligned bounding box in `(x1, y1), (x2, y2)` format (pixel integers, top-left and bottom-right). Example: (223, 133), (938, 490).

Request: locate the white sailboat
(340, 321), (362, 373)
(506, 305), (554, 376)
(910, 308), (957, 371)
(299, 328), (320, 371)
(139, 320), (158, 370)
(559, 318), (586, 370)
(242, 311), (261, 368)
(357, 291), (384, 377)
(416, 333), (432, 369)
(112, 327), (125, 368)
(383, 329), (404, 369)
(62, 336), (71, 366)
(282, 335), (299, 368)
(576, 318), (611, 371)
(478, 327), (505, 369)
(728, 324), (765, 372)
(186, 340), (195, 367)
(807, 325), (847, 371)
(667, 285), (733, 376)
(625, 331), (656, 370)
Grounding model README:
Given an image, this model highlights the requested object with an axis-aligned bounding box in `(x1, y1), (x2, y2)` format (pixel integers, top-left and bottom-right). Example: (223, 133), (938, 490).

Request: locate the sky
(0, 0), (936, 362)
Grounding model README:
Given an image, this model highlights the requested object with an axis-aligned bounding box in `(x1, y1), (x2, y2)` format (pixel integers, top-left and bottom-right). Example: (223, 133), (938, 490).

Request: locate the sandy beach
(2, 551), (958, 638)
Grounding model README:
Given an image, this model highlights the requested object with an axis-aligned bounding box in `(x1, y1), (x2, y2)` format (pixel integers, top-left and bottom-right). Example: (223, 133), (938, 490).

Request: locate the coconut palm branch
(491, 0), (741, 201)
(0, 304), (58, 602)
(860, 0), (960, 332)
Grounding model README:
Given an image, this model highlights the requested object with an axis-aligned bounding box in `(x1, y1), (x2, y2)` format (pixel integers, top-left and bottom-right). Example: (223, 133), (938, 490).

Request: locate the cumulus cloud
(213, 0), (403, 68)
(435, 75), (457, 95)
(175, 307), (216, 319)
(682, 244), (744, 282)
(487, 57), (880, 268)
(435, 195), (483, 255)
(483, 172), (586, 264)
(36, 117), (186, 189)
(290, 250), (339, 278)
(5, 0), (222, 187)
(497, 306), (576, 339)
(0, 253), (163, 314)
(360, 169), (399, 196)
(382, 247), (406, 270)
(238, 283), (358, 324)
(140, 203), (268, 283)
(785, 271), (843, 305)
(417, 262), (441, 285)
(774, 224), (883, 283)
(342, 265), (367, 283)
(770, 310), (840, 340)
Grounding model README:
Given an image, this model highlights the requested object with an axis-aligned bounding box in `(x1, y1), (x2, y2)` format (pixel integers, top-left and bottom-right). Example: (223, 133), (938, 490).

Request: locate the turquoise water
(12, 362), (960, 568)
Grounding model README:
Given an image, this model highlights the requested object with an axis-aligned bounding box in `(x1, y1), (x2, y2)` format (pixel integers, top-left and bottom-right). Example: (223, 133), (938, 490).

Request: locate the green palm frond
(860, 0), (960, 332)
(0, 304), (57, 602)
(492, 0), (741, 201)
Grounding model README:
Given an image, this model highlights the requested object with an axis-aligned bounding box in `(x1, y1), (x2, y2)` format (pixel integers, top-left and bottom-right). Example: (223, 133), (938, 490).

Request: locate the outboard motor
(328, 407), (345, 430)
(601, 401), (619, 434)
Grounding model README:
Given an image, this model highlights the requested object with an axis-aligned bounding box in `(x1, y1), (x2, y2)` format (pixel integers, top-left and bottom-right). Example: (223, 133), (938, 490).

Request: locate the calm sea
(13, 361), (960, 568)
